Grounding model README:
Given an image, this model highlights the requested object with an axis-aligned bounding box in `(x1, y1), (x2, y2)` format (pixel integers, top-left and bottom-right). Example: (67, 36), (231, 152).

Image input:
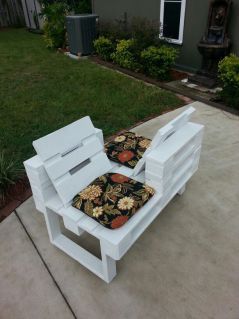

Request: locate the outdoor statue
(189, 0), (232, 88)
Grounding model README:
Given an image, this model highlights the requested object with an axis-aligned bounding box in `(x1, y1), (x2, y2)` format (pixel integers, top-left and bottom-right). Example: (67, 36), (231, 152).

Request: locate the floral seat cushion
(105, 131), (152, 169)
(72, 173), (155, 229)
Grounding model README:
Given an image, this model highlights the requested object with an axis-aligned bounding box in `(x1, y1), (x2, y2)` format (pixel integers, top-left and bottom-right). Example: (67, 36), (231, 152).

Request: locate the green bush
(141, 45), (178, 80)
(0, 152), (23, 202)
(73, 0), (92, 14)
(97, 19), (131, 42)
(218, 54), (239, 109)
(111, 39), (141, 71)
(42, 2), (69, 49)
(93, 37), (115, 61)
(97, 17), (162, 49)
(130, 17), (161, 51)
(40, 0), (92, 14)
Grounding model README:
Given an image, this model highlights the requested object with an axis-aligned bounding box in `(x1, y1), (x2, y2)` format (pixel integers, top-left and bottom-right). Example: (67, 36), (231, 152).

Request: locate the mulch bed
(170, 69), (189, 81)
(90, 56), (183, 86)
(0, 176), (32, 222)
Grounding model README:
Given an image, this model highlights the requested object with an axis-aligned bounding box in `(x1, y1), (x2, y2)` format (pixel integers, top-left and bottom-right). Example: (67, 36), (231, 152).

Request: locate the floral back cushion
(72, 173), (155, 229)
(105, 131), (151, 169)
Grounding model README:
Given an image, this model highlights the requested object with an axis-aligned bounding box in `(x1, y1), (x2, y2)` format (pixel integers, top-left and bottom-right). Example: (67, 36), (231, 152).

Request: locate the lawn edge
(90, 56), (239, 116)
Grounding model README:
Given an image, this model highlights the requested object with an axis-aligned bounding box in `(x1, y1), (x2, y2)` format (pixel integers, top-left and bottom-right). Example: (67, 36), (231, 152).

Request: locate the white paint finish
(95, 128), (104, 145)
(146, 122), (203, 165)
(33, 116), (95, 162)
(45, 194), (64, 212)
(133, 106), (195, 176)
(55, 152), (112, 206)
(45, 136), (103, 181)
(25, 107), (204, 282)
(33, 118), (112, 206)
(63, 216), (85, 236)
(44, 208), (116, 282)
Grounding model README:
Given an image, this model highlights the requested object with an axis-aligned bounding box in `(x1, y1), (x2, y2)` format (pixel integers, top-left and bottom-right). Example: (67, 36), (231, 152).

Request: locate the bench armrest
(145, 122), (204, 194)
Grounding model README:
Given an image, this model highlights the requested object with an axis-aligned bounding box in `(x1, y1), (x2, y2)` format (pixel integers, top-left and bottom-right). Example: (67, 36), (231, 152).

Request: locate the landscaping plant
(0, 151), (23, 203)
(111, 39), (141, 71)
(130, 17), (161, 51)
(97, 16), (130, 42)
(41, 0), (92, 49)
(95, 17), (176, 78)
(42, 2), (69, 49)
(93, 36), (115, 61)
(141, 45), (178, 80)
(218, 54), (239, 109)
(97, 17), (160, 48)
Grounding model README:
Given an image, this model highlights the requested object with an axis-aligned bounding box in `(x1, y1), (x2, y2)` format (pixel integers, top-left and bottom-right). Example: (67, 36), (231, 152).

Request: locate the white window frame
(160, 0), (187, 45)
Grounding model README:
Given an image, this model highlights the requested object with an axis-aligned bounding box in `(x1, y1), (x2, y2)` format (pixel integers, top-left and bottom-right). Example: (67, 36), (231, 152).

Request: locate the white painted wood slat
(33, 116), (95, 161)
(55, 152), (112, 205)
(45, 136), (103, 181)
(133, 106), (196, 176)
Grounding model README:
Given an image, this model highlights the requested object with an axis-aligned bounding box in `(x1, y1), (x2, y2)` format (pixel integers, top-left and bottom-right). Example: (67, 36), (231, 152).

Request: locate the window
(160, 0), (187, 45)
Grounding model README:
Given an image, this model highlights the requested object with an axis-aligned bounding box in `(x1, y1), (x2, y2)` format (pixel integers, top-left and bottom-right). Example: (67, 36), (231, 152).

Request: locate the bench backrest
(33, 116), (111, 206)
(133, 106), (196, 176)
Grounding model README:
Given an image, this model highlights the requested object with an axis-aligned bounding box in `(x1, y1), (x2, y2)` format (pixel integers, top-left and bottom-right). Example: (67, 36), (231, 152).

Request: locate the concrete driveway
(0, 101), (239, 319)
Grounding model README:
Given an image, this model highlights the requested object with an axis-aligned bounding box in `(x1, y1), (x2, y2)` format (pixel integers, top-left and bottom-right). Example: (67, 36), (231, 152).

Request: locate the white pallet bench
(24, 106), (204, 283)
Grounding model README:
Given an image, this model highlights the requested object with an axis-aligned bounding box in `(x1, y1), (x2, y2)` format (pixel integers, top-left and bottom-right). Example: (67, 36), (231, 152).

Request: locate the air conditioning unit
(66, 14), (98, 56)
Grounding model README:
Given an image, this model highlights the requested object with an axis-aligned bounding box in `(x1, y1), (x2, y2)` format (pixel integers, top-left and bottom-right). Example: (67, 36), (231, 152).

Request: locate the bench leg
(44, 208), (117, 283)
(177, 184), (186, 196)
(101, 249), (117, 283)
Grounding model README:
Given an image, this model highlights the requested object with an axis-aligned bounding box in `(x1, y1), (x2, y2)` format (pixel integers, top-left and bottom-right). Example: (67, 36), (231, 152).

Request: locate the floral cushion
(105, 131), (152, 169)
(72, 173), (155, 229)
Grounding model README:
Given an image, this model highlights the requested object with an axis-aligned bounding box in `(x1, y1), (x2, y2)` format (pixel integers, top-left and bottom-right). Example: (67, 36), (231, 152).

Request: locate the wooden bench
(24, 106), (204, 283)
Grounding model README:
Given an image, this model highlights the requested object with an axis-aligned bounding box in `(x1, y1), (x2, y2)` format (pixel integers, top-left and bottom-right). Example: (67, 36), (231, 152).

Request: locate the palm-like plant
(0, 152), (23, 202)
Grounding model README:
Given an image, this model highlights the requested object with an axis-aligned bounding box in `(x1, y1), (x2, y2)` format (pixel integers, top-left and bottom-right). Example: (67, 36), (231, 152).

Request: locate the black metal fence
(0, 0), (25, 27)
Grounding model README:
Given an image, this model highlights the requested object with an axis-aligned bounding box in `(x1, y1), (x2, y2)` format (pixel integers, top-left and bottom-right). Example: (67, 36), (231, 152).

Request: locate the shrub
(94, 37), (115, 61)
(111, 39), (141, 71)
(42, 2), (69, 49)
(97, 17), (162, 49)
(41, 1), (92, 49)
(141, 45), (178, 80)
(218, 54), (239, 109)
(40, 0), (92, 14)
(130, 17), (160, 51)
(97, 18), (130, 42)
(0, 152), (23, 202)
(73, 0), (92, 14)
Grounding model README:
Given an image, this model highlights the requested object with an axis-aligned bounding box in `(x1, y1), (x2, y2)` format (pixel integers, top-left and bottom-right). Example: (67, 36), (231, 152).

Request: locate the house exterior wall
(92, 0), (239, 72)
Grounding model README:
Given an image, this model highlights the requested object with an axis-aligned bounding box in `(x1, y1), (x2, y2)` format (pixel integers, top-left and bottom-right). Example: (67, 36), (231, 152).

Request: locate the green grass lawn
(0, 28), (182, 169)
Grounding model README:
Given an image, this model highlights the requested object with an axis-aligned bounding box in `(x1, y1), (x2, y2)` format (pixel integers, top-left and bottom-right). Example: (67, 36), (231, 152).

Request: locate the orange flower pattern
(105, 131), (151, 168)
(72, 173), (155, 229)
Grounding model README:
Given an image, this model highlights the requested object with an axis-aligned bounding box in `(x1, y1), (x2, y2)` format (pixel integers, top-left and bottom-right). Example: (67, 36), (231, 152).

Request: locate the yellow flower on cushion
(117, 197), (134, 210)
(139, 139), (151, 149)
(79, 185), (102, 201)
(93, 206), (103, 218)
(143, 185), (155, 195)
(114, 135), (126, 143)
